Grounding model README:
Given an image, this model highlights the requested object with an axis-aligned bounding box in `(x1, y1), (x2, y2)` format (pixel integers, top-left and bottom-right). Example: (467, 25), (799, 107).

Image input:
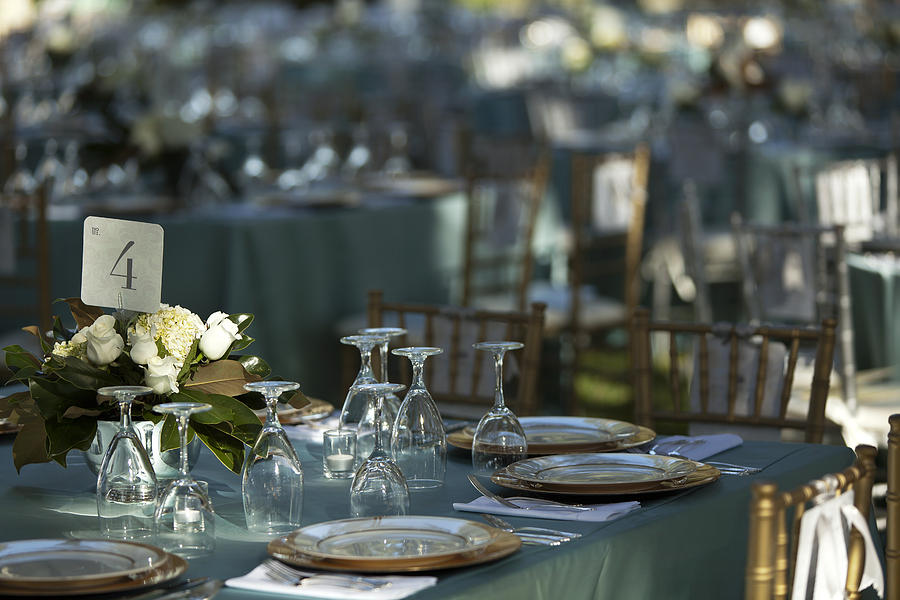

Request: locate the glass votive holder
(323, 430), (357, 479)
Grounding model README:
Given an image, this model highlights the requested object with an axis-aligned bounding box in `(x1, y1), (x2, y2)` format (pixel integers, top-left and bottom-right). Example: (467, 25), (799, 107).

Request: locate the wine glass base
(407, 479), (443, 490)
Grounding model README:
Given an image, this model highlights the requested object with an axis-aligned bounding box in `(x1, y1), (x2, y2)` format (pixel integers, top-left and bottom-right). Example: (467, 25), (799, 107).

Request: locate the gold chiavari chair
(630, 308), (837, 443)
(565, 143), (650, 412)
(888, 414), (900, 600)
(366, 290), (546, 419)
(459, 134), (550, 311)
(745, 444), (878, 600)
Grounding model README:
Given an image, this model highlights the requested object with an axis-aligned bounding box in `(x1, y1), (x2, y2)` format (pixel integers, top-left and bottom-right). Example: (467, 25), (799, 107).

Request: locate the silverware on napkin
(467, 474), (591, 511)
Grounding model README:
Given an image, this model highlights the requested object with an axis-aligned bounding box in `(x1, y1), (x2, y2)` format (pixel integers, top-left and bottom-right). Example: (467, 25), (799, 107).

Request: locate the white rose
(199, 312), (241, 360)
(128, 328), (158, 365)
(71, 330), (87, 345)
(144, 355), (180, 395)
(83, 315), (124, 366)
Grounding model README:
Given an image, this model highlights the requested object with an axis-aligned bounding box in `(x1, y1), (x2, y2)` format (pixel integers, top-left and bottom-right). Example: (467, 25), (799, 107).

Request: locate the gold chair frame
(366, 289), (546, 416)
(888, 414), (899, 600)
(630, 307), (837, 444)
(745, 444), (878, 600)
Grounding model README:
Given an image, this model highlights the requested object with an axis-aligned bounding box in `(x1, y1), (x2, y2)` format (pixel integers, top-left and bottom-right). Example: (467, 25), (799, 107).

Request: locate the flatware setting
(479, 514), (580, 545)
(260, 559), (393, 591)
(467, 474), (592, 511)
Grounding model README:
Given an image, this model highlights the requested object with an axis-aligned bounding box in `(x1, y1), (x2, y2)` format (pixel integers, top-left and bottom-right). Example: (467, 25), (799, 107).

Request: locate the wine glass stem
(359, 346), (374, 381)
(371, 392), (385, 455)
(411, 357), (425, 390)
(177, 414), (190, 480)
(264, 394), (279, 428)
(118, 397), (133, 432)
(380, 341), (389, 383)
(492, 351), (506, 411)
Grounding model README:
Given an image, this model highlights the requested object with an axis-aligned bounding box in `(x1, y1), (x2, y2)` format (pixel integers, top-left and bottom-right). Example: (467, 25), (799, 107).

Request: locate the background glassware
(350, 382), (410, 517)
(153, 402), (215, 557)
(471, 341), (528, 475)
(323, 429), (357, 479)
(358, 327), (407, 424)
(241, 380), (304, 535)
(339, 334), (387, 460)
(390, 347), (446, 489)
(96, 385), (157, 540)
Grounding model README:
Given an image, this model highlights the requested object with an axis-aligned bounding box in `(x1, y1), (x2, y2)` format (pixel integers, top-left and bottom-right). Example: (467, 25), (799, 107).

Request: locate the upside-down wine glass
(358, 326), (407, 424)
(390, 347), (446, 489)
(350, 383), (410, 517)
(471, 341), (528, 475)
(340, 334), (388, 460)
(96, 385), (157, 540)
(153, 402), (215, 557)
(241, 381), (303, 534)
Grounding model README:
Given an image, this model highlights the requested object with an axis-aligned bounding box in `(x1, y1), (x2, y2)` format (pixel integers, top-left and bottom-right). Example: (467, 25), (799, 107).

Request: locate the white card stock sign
(81, 216), (163, 313)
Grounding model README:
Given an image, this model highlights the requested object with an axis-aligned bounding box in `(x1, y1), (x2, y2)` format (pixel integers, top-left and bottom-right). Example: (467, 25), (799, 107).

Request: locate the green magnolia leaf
(51, 316), (74, 342)
(191, 421), (245, 474)
(22, 326), (54, 355)
(29, 378), (101, 422)
(170, 389), (261, 446)
(177, 339), (199, 381)
(0, 391), (30, 420)
(159, 414), (180, 453)
(236, 355), (271, 379)
(13, 418), (50, 473)
(228, 335), (254, 354)
(3, 345), (41, 370)
(184, 360), (261, 397)
(229, 314), (254, 334)
(54, 356), (120, 391)
(62, 298), (105, 330)
(44, 416), (95, 461)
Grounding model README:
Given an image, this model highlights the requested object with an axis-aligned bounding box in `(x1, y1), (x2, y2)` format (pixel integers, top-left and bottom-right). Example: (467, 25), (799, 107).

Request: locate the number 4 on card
(81, 216), (163, 313)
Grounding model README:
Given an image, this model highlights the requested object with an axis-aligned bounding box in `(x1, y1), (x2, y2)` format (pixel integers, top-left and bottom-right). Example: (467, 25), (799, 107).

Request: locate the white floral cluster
(49, 305), (242, 397)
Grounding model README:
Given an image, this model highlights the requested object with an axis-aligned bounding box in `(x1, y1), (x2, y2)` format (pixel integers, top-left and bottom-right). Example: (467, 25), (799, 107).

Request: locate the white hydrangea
(49, 330), (87, 361)
(128, 304), (205, 366)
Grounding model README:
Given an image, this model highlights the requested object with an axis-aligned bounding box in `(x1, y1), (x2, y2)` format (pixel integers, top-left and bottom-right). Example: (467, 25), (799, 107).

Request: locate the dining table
(0, 424), (875, 600)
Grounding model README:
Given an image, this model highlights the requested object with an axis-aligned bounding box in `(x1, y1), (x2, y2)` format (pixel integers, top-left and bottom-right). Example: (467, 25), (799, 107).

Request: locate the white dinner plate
(0, 539), (169, 585)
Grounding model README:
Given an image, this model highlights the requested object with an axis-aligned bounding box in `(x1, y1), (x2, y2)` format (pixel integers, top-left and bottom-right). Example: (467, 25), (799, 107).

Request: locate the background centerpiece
(1, 298), (304, 474)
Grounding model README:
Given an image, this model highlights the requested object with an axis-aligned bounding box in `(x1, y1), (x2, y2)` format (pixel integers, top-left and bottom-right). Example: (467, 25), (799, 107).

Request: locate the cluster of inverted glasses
(339, 333), (392, 460)
(95, 386), (216, 557)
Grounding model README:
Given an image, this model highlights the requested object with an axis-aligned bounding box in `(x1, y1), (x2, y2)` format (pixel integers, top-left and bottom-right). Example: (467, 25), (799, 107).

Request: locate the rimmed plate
(0, 539), (170, 587)
(254, 397), (334, 425)
(500, 453), (699, 493)
(0, 550), (186, 597)
(279, 516), (501, 568)
(0, 420), (23, 435)
(448, 417), (654, 454)
(268, 528), (520, 573)
(492, 460), (721, 496)
(360, 173), (462, 198)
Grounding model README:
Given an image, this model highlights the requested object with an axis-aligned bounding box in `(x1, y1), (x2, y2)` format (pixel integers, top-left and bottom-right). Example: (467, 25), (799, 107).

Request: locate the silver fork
(261, 559), (391, 591)
(467, 474), (592, 511)
(480, 513), (581, 543)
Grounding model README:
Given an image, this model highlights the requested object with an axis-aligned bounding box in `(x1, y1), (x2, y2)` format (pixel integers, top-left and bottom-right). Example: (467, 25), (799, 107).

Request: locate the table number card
(81, 216), (163, 313)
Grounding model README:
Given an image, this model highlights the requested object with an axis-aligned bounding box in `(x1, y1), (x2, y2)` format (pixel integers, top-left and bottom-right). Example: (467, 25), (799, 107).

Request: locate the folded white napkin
(791, 490), (883, 600)
(226, 564), (437, 600)
(284, 414), (340, 443)
(644, 433), (743, 461)
(453, 496), (640, 522)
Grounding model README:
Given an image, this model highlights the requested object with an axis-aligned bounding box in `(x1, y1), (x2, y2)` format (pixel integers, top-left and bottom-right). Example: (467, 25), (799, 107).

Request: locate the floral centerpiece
(0, 298), (305, 474)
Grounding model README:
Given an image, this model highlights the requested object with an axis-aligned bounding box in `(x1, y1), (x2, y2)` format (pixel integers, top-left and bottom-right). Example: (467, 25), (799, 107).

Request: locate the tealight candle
(323, 429), (357, 479)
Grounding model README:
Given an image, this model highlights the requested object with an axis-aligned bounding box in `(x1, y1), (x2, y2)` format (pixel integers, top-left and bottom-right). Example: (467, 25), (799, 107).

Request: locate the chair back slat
(888, 414), (900, 600)
(630, 308), (836, 442)
(745, 446), (878, 600)
(367, 290), (546, 417)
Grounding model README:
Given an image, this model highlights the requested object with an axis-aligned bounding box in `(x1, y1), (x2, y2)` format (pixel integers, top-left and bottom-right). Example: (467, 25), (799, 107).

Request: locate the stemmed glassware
(339, 334), (387, 460)
(153, 402), (216, 557)
(241, 381), (304, 535)
(96, 385), (157, 540)
(390, 347), (446, 489)
(471, 342), (528, 475)
(350, 383), (409, 517)
(358, 327), (407, 424)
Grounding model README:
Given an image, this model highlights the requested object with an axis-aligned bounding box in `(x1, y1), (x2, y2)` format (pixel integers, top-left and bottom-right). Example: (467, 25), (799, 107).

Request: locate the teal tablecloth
(848, 252), (900, 373)
(0, 432), (864, 600)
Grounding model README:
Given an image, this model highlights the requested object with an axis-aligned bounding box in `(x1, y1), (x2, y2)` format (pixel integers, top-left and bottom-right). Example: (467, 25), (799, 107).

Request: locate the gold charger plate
(448, 417), (655, 455)
(360, 173), (462, 198)
(0, 553), (187, 597)
(492, 461), (721, 496)
(268, 528), (521, 573)
(0, 420), (23, 435)
(277, 516), (501, 569)
(255, 397), (333, 425)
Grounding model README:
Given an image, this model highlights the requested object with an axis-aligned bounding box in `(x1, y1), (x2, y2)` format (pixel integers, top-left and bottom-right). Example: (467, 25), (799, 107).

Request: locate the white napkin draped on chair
(226, 564), (437, 599)
(791, 490), (884, 600)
